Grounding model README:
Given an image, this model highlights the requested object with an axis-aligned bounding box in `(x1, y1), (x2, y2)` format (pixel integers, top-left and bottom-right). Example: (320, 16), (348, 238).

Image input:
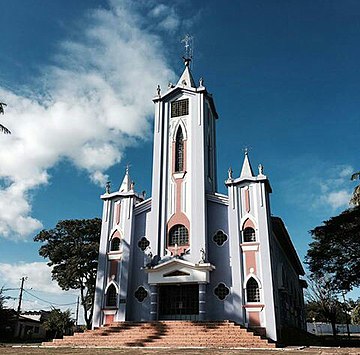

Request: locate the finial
(105, 181), (111, 194)
(258, 164), (264, 175)
(199, 77), (204, 87)
(0, 102), (7, 115)
(156, 85), (161, 97)
(228, 166), (233, 180)
(168, 82), (175, 89)
(244, 147), (249, 156)
(130, 180), (135, 191)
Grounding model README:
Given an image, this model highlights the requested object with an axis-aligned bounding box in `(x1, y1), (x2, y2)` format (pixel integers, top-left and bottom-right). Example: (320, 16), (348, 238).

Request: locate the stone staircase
(42, 320), (276, 348)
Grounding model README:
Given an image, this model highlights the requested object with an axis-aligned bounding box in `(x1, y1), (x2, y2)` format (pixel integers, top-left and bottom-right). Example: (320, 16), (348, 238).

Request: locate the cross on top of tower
(181, 34), (193, 65)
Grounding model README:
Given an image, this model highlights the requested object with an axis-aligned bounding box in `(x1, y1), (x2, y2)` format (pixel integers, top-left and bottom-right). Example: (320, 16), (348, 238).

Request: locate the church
(92, 56), (306, 342)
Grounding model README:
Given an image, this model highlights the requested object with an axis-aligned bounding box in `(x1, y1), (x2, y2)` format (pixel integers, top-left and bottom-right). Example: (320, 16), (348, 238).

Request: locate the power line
(23, 289), (77, 307)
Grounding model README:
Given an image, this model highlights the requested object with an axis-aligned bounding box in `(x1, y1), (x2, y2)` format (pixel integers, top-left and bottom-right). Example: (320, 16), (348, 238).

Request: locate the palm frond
(0, 124), (11, 134)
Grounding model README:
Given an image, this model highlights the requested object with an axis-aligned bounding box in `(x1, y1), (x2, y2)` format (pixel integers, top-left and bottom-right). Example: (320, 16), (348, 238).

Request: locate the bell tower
(147, 57), (218, 263)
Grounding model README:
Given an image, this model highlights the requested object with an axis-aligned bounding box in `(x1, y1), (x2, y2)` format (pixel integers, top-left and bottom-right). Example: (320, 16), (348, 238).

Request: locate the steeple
(176, 58), (196, 88)
(240, 149), (254, 178)
(119, 166), (132, 193)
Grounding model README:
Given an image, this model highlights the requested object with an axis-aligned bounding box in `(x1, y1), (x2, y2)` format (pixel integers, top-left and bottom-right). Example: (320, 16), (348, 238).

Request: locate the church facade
(92, 59), (306, 341)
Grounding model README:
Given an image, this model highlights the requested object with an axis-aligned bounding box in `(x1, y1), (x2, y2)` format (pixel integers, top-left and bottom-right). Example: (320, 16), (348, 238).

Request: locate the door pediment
(145, 258), (215, 285)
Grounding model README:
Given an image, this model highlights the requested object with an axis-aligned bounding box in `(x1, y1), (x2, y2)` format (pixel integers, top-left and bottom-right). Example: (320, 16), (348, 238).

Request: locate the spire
(119, 166), (132, 193)
(176, 58), (196, 88)
(240, 149), (254, 178)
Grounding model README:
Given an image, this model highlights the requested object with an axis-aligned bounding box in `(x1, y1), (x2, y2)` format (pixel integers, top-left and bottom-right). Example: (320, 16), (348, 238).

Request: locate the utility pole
(75, 296), (80, 326)
(17, 276), (27, 315)
(15, 276), (27, 338)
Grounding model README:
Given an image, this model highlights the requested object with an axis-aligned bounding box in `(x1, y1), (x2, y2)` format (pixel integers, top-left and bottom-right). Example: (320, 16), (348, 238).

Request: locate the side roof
(271, 216), (305, 276)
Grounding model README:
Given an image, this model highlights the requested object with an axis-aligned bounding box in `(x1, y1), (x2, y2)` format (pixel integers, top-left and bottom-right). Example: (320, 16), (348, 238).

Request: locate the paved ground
(1, 346), (360, 355)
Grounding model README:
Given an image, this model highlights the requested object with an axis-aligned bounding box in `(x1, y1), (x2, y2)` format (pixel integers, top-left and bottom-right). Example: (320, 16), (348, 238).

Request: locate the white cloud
(314, 165), (353, 211)
(148, 3), (180, 32)
(325, 190), (352, 209)
(277, 161), (354, 214)
(0, 1), (178, 239)
(0, 262), (65, 294)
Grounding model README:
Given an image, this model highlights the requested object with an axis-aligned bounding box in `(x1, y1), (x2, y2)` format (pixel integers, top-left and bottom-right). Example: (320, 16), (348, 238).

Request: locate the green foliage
(43, 308), (74, 339)
(305, 206), (360, 292)
(34, 218), (101, 329)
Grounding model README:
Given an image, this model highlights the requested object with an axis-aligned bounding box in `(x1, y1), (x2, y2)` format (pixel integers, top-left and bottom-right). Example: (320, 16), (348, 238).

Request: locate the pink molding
(243, 218), (255, 229)
(167, 212), (190, 256)
(245, 188), (250, 213)
(245, 251), (257, 274)
(115, 203), (121, 225)
(248, 311), (260, 326)
(109, 260), (118, 278)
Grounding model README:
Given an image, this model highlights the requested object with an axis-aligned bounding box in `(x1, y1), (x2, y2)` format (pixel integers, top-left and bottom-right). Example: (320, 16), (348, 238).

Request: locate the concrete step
(42, 320), (275, 348)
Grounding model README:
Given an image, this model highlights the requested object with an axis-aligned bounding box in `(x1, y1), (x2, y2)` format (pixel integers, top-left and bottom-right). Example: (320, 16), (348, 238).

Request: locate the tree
(305, 206), (360, 292)
(0, 287), (16, 340)
(34, 218), (101, 329)
(351, 172), (360, 206)
(306, 277), (345, 337)
(0, 102), (11, 134)
(43, 308), (74, 339)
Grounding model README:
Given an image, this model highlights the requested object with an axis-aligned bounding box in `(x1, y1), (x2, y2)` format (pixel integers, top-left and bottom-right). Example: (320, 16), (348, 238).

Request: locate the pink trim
(104, 314), (114, 325)
(243, 218), (255, 229)
(168, 131), (189, 255)
(115, 203), (121, 225)
(245, 251), (257, 274)
(175, 179), (182, 213)
(111, 230), (121, 239)
(109, 260), (118, 278)
(248, 311), (260, 326)
(167, 212), (190, 255)
(245, 189), (250, 213)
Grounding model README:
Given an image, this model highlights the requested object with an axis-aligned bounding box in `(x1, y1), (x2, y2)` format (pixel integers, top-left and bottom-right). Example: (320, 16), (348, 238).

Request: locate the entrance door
(159, 284), (199, 320)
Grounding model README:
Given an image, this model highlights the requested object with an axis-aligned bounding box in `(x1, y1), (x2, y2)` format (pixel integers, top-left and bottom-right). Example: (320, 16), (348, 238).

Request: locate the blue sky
(0, 0), (359, 317)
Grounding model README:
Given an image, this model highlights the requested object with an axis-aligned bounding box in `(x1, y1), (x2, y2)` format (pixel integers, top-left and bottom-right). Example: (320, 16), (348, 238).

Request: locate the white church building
(92, 57), (306, 341)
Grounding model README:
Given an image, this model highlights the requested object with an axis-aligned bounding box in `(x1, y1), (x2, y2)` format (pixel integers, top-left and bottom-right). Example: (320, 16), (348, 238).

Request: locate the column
(199, 283), (206, 321)
(150, 285), (158, 321)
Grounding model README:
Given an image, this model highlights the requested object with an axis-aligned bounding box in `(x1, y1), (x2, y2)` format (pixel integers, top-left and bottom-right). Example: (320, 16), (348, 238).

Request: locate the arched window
(169, 224), (189, 246)
(246, 277), (260, 302)
(243, 227), (256, 242)
(111, 238), (121, 251)
(106, 284), (117, 307)
(175, 127), (184, 172)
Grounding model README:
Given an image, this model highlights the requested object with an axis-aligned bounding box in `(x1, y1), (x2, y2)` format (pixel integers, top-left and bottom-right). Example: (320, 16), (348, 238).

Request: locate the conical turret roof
(119, 167), (132, 193)
(240, 150), (254, 178)
(176, 58), (196, 88)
